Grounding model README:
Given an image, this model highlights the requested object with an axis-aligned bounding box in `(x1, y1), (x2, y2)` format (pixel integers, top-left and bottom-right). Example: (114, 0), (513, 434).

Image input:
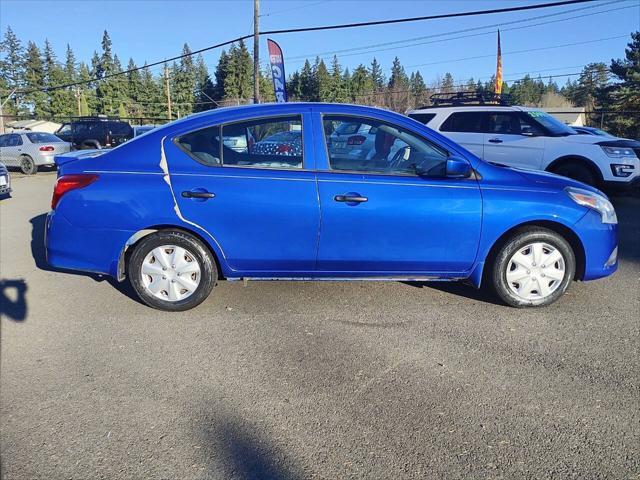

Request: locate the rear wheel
(128, 231), (217, 311)
(551, 160), (599, 187)
(490, 228), (575, 307)
(19, 155), (37, 175)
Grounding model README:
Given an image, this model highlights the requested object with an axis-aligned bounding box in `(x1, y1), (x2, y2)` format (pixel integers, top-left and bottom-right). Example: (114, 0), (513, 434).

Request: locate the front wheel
(551, 161), (599, 187)
(490, 228), (575, 307)
(19, 156), (37, 175)
(128, 230), (217, 311)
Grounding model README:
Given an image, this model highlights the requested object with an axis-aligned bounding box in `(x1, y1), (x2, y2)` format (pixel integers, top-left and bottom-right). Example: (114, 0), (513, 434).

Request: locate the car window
(7, 134), (23, 147)
(486, 113), (544, 136)
(323, 115), (449, 177)
(0, 135), (7, 148)
(108, 122), (133, 135)
(440, 112), (484, 133)
(177, 115), (303, 169)
(57, 124), (72, 135)
(408, 113), (436, 125)
(26, 132), (62, 143)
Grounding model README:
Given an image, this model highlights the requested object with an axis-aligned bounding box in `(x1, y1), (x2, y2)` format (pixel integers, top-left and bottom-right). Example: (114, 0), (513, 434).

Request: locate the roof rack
(72, 115), (122, 121)
(425, 91), (512, 108)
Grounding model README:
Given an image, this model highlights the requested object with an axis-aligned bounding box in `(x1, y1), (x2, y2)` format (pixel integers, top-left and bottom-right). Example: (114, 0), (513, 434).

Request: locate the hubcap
(506, 242), (565, 301)
(141, 245), (201, 302)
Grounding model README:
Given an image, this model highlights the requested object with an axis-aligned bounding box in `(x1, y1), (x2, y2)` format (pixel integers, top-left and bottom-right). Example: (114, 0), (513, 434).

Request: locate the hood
(54, 149), (106, 167)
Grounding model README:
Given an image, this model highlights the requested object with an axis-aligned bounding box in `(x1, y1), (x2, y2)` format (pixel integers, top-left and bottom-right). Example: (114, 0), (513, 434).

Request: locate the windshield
(26, 132), (63, 143)
(526, 111), (576, 136)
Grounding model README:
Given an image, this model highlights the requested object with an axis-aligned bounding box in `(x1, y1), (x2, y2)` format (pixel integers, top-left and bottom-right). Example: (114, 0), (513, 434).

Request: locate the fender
(545, 155), (604, 182)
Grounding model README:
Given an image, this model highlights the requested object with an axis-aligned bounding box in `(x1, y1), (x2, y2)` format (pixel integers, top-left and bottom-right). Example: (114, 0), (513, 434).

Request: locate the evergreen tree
(409, 70), (427, 108)
(171, 43), (196, 115)
(599, 31), (640, 138)
(564, 63), (609, 108)
(139, 63), (163, 120)
(126, 58), (144, 118)
(349, 64), (374, 102)
(194, 54), (215, 111)
(64, 44), (76, 82)
(388, 57), (410, 111)
(440, 72), (455, 93)
(327, 55), (347, 102)
(299, 60), (314, 101)
(313, 57), (331, 101)
(0, 27), (25, 114)
(213, 49), (229, 101)
(369, 57), (385, 89)
(23, 41), (47, 116)
(287, 71), (302, 100)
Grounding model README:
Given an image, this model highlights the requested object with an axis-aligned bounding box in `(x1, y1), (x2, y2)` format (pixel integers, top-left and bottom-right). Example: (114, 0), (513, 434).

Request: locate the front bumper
(603, 175), (640, 193)
(574, 209), (618, 281)
(0, 172), (11, 195)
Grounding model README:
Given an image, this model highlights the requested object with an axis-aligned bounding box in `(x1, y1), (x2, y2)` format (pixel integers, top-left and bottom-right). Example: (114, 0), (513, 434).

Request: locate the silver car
(0, 131), (71, 174)
(0, 162), (11, 196)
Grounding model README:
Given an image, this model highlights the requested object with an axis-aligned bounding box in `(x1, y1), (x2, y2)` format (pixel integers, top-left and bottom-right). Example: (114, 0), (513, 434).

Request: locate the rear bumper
(574, 209), (618, 281)
(35, 154), (57, 166)
(46, 210), (133, 277)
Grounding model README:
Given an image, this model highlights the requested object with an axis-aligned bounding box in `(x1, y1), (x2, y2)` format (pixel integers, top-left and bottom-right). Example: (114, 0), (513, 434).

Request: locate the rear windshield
(26, 132), (63, 143)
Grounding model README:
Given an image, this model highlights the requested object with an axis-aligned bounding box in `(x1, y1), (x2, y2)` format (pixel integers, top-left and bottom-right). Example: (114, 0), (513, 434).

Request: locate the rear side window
(26, 132), (62, 143)
(0, 135), (7, 147)
(408, 113), (436, 125)
(108, 122), (133, 135)
(6, 134), (23, 147)
(440, 112), (484, 133)
(177, 115), (303, 169)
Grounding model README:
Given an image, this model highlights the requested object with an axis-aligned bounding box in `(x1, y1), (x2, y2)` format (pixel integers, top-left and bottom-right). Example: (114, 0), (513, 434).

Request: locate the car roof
(407, 105), (539, 113)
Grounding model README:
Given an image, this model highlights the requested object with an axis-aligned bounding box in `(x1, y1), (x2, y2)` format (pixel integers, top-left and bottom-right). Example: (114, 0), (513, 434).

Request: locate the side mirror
(445, 157), (472, 178)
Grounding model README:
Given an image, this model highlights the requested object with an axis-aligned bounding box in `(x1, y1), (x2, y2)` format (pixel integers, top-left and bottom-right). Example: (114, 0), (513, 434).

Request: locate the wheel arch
(117, 224), (225, 282)
(470, 220), (586, 288)
(546, 155), (603, 183)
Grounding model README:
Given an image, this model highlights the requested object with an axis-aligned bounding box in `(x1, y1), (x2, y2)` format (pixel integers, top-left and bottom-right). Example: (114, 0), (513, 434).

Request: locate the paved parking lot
(1, 171), (638, 479)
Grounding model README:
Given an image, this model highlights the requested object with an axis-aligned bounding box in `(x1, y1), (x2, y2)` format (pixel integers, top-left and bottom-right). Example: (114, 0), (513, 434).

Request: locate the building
(5, 119), (62, 134)
(544, 107), (586, 126)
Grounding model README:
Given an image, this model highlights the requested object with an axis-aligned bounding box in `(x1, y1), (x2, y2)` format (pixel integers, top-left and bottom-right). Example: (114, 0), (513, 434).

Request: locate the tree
(0, 26), (25, 114)
(440, 72), (455, 94)
(194, 54), (215, 111)
(387, 57), (410, 112)
(369, 57), (385, 89)
(565, 63), (608, 108)
(299, 60), (314, 101)
(313, 57), (331, 101)
(409, 71), (427, 108)
(349, 64), (374, 103)
(213, 50), (229, 101)
(23, 41), (47, 116)
(327, 55), (347, 102)
(64, 44), (76, 82)
(171, 43), (197, 115)
(598, 31), (640, 138)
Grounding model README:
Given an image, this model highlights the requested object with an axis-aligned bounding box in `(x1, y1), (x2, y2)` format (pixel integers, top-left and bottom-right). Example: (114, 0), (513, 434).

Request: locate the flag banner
(495, 30), (503, 95)
(267, 39), (288, 103)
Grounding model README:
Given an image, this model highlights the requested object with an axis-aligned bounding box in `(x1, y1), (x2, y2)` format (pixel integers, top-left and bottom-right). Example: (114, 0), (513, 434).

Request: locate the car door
(316, 113), (482, 274)
(3, 134), (23, 166)
(0, 135), (8, 165)
(438, 111), (485, 158)
(482, 112), (546, 170)
(165, 112), (320, 275)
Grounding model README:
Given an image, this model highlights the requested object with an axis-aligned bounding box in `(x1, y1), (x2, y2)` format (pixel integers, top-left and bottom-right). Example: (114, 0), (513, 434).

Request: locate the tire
(128, 230), (217, 311)
(551, 160), (599, 187)
(490, 227), (575, 308)
(19, 155), (37, 175)
(81, 140), (101, 150)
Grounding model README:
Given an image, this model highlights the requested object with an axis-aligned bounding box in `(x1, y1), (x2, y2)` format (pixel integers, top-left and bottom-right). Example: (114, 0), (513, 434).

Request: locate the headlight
(565, 187), (617, 224)
(601, 145), (635, 158)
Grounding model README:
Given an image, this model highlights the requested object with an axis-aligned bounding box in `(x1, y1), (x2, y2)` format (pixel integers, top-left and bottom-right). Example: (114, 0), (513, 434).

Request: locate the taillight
(347, 135), (366, 146)
(276, 144), (292, 154)
(51, 174), (98, 209)
(39, 145), (55, 152)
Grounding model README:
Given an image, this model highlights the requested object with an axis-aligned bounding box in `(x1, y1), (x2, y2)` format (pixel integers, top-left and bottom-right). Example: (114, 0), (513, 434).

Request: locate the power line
(405, 34), (628, 69)
(259, 1), (329, 17)
(15, 0), (599, 95)
(287, 0), (631, 62)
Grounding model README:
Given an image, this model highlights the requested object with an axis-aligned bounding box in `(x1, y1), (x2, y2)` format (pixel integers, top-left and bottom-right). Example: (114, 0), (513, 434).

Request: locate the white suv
(407, 105), (640, 190)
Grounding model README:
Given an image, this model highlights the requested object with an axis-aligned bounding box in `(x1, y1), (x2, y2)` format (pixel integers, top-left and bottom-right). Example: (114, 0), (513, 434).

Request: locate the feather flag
(494, 30), (503, 95)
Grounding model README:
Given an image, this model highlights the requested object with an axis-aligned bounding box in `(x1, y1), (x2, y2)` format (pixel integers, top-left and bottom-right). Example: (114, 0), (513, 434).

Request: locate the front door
(438, 111), (485, 159)
(316, 114), (482, 275)
(482, 112), (546, 170)
(166, 113), (320, 275)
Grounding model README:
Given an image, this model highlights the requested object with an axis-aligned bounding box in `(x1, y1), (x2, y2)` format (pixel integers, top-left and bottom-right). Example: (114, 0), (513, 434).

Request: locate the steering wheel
(388, 146), (410, 171)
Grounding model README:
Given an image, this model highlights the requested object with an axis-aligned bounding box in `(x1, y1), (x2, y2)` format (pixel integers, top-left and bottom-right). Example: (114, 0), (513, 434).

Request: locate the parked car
(55, 117), (134, 150)
(408, 94), (639, 190)
(0, 162), (11, 196)
(326, 120), (401, 162)
(0, 131), (71, 174)
(46, 103), (618, 311)
(251, 130), (303, 157)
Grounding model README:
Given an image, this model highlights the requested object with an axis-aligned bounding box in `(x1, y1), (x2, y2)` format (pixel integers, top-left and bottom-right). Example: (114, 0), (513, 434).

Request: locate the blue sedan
(46, 103), (618, 311)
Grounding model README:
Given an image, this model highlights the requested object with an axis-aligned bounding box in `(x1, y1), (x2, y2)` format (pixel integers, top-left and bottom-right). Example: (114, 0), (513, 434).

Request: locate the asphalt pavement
(1, 171), (638, 479)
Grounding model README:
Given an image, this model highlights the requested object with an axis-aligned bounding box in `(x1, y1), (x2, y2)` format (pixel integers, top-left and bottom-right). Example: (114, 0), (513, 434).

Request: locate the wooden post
(164, 66), (173, 120)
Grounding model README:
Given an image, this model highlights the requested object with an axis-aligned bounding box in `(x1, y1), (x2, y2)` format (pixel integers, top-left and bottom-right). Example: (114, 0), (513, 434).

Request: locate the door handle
(488, 138), (503, 143)
(181, 190), (215, 199)
(334, 194), (368, 203)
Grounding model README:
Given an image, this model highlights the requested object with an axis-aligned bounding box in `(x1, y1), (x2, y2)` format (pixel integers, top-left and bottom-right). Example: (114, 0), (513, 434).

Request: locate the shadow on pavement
(0, 279), (28, 322)
(29, 213), (143, 305)
(199, 416), (301, 480)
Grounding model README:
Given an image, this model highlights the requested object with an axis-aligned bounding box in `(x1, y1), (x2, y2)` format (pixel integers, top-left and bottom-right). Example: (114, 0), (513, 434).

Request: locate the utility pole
(253, 0), (260, 104)
(164, 65), (173, 120)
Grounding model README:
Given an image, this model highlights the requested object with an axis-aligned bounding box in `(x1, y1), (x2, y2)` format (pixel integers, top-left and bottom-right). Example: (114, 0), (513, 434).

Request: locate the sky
(1, 0), (638, 88)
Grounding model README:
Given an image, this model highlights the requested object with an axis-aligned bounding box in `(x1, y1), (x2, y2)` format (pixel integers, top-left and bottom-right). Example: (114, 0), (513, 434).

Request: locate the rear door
(166, 112), (320, 275)
(4, 134), (23, 166)
(438, 111), (485, 158)
(0, 135), (8, 165)
(482, 112), (546, 169)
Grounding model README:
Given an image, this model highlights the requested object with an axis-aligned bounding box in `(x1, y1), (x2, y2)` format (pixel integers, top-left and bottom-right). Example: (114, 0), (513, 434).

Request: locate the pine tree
(139, 63), (163, 120)
(440, 72), (455, 93)
(194, 54), (215, 111)
(313, 57), (331, 101)
(171, 43), (196, 115)
(599, 31), (640, 138)
(369, 57), (385, 89)
(64, 44), (76, 82)
(349, 64), (374, 102)
(0, 26), (25, 114)
(409, 71), (427, 108)
(299, 60), (314, 101)
(327, 55), (347, 102)
(23, 41), (47, 116)
(213, 49), (229, 101)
